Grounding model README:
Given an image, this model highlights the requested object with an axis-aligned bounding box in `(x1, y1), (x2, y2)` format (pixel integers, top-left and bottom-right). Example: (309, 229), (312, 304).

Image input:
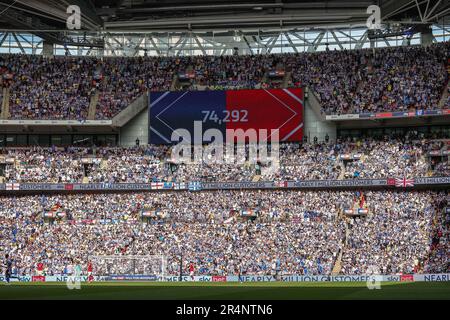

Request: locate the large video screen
(149, 88), (303, 144)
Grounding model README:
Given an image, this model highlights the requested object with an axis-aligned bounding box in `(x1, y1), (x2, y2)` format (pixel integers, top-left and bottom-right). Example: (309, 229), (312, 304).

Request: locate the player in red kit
(87, 261), (94, 283)
(36, 262), (44, 276)
(189, 262), (195, 281)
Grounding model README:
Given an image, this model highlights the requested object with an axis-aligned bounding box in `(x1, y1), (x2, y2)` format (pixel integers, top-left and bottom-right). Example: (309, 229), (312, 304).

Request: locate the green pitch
(0, 281), (449, 300)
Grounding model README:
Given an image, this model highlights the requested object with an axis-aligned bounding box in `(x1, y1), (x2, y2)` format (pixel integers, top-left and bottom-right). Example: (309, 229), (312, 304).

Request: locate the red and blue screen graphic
(149, 88), (303, 144)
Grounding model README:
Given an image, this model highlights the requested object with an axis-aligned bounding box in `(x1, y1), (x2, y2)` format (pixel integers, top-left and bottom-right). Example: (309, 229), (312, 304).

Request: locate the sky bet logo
(198, 276), (211, 282)
(163, 276), (212, 281)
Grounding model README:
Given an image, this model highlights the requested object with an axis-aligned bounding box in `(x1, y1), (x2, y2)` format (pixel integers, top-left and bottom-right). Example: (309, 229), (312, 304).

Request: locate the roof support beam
(148, 36), (161, 55)
(192, 33), (206, 55)
(284, 32), (298, 53)
(241, 34), (254, 55)
(175, 38), (189, 56)
(0, 33), (8, 46)
(12, 32), (25, 53)
(330, 31), (343, 49)
(289, 32), (313, 45)
(266, 35), (279, 54)
(309, 31), (325, 52)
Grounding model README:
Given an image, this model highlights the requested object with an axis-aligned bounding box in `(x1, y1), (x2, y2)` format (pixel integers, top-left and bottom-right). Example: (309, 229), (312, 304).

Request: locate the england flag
(151, 182), (164, 190)
(6, 183), (20, 190)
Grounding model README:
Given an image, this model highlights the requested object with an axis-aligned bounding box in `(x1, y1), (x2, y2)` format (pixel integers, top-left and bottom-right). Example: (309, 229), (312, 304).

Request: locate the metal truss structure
(0, 0), (449, 57)
(0, 21), (448, 57)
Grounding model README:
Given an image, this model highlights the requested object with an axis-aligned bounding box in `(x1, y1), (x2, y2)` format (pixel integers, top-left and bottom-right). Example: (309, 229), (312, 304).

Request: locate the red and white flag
(6, 183), (20, 190)
(387, 178), (396, 186)
(395, 178), (414, 187)
(277, 181), (288, 188)
(151, 182), (164, 190)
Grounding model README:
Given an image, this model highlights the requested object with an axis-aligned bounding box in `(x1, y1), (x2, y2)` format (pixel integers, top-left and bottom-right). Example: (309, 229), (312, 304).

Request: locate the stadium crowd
(3, 55), (94, 120)
(423, 193), (449, 274)
(0, 190), (447, 276)
(1, 137), (446, 183)
(341, 192), (435, 274)
(299, 44), (449, 114)
(94, 57), (174, 119)
(1, 42), (448, 119)
(341, 138), (428, 179)
(0, 41), (449, 281)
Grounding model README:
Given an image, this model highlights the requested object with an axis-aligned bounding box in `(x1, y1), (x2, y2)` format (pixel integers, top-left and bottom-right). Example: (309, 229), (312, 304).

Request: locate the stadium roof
(0, 0), (448, 33)
(0, 0), (448, 51)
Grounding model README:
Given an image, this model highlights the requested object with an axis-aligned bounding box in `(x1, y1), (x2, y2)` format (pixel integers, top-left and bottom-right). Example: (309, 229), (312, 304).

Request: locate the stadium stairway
(1, 87), (10, 119)
(111, 93), (148, 127)
(331, 250), (343, 275)
(307, 87), (326, 121)
(424, 155), (434, 177)
(87, 90), (99, 120)
(261, 71), (268, 85)
(196, 85), (207, 91)
(338, 161), (346, 180)
(0, 87), (4, 118)
(438, 80), (449, 108)
(170, 74), (179, 91)
(282, 71), (292, 88)
(331, 219), (349, 275)
(100, 159), (108, 170)
(252, 175), (261, 182)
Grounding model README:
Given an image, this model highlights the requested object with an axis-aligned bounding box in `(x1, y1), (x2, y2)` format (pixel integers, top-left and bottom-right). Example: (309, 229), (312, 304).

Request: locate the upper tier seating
(0, 42), (448, 119)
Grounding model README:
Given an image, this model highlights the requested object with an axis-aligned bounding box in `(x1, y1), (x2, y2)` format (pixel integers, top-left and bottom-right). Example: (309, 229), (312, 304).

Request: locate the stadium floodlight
(90, 255), (167, 281)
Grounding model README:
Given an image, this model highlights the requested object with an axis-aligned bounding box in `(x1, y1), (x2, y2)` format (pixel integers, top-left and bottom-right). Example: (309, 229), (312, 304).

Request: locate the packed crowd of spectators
(1, 42), (448, 119)
(94, 57), (174, 119)
(342, 139), (428, 179)
(425, 139), (450, 177)
(85, 145), (170, 183)
(2, 55), (94, 119)
(1, 137), (447, 183)
(271, 143), (341, 180)
(432, 161), (450, 177)
(422, 193), (449, 273)
(0, 190), (345, 222)
(1, 145), (169, 183)
(341, 191), (437, 274)
(300, 44), (449, 114)
(0, 190), (447, 276)
(2, 147), (86, 183)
